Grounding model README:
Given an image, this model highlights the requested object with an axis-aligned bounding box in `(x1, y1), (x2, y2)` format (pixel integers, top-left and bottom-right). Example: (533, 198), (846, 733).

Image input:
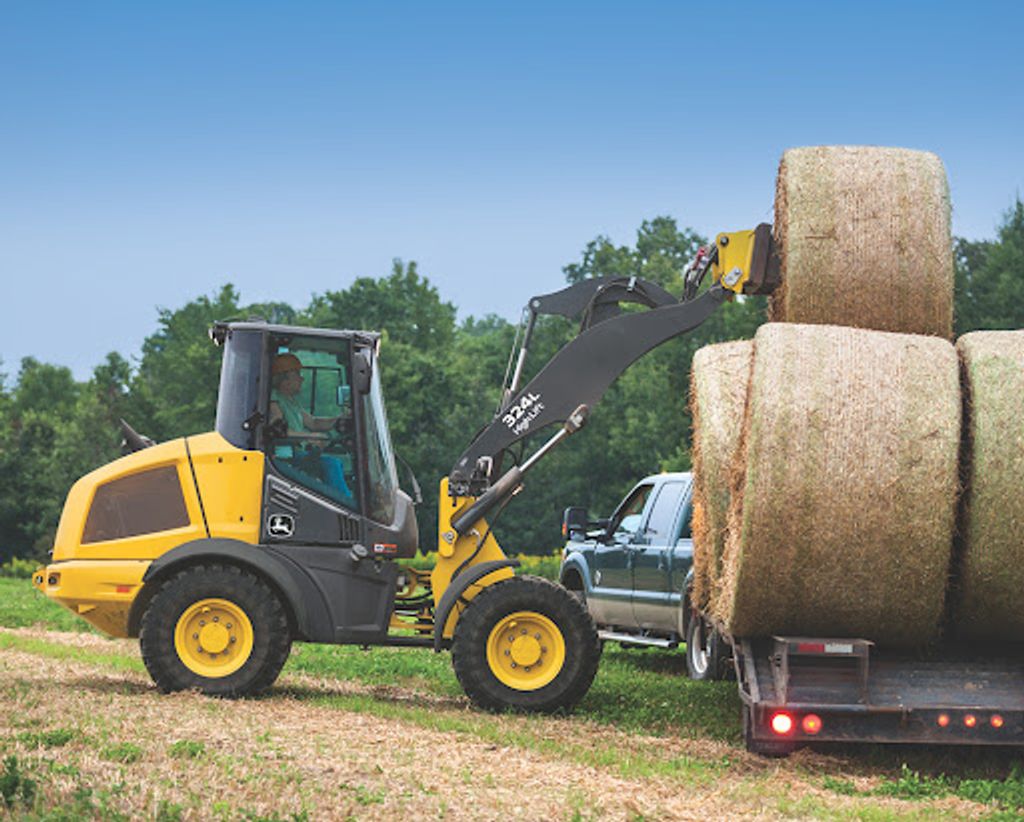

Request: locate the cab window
(610, 484), (654, 538)
(266, 336), (358, 511)
(645, 482), (685, 542)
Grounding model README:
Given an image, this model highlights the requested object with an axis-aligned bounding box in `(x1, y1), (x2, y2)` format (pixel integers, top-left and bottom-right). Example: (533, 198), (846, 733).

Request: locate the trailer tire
(452, 575), (600, 714)
(140, 564), (291, 697)
(685, 611), (726, 681)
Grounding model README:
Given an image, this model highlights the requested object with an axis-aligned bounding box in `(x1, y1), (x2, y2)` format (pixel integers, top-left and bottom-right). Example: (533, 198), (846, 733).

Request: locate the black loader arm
(448, 282), (729, 496)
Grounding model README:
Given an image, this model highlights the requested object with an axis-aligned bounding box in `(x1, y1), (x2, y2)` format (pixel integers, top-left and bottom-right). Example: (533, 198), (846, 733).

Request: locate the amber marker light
(770, 712), (794, 736)
(936, 713), (951, 728)
(991, 715), (1005, 729)
(964, 714), (978, 728)
(801, 714), (823, 735)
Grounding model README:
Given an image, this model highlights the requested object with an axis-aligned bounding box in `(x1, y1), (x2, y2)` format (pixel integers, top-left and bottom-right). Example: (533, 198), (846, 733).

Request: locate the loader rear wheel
(140, 564), (291, 697)
(451, 575), (600, 713)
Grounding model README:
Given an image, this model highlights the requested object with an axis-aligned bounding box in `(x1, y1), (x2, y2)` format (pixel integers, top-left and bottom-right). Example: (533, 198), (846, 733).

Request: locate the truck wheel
(685, 611), (725, 681)
(140, 564), (292, 697)
(451, 575), (600, 713)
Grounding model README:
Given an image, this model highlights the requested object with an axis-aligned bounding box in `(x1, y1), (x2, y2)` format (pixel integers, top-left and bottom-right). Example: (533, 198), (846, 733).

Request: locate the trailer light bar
(770, 712), (794, 735)
(937, 713), (950, 728)
(964, 714), (978, 728)
(991, 714), (1005, 729)
(801, 714), (823, 735)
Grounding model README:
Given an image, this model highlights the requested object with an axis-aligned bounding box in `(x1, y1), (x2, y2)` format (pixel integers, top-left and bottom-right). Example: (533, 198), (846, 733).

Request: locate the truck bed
(737, 636), (1024, 747)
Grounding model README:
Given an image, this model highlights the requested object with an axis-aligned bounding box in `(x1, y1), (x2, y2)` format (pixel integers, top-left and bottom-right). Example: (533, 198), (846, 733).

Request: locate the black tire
(743, 707), (797, 758)
(140, 564), (292, 697)
(685, 610), (726, 681)
(451, 575), (600, 714)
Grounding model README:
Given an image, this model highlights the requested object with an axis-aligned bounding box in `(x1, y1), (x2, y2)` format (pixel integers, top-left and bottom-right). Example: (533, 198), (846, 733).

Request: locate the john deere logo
(267, 514), (295, 538)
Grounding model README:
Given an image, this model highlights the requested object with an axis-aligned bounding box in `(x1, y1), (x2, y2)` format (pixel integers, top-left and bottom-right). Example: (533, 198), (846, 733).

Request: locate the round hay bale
(771, 146), (953, 338)
(715, 323), (960, 646)
(689, 340), (754, 611)
(955, 331), (1024, 640)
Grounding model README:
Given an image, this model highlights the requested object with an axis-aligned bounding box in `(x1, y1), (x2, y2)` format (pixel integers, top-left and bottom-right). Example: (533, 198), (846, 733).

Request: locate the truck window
(645, 482), (685, 541)
(611, 484), (654, 537)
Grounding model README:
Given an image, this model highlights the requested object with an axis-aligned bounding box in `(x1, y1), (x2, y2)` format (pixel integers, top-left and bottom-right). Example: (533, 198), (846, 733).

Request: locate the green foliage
(955, 199), (1024, 335)
(0, 756), (37, 809)
(167, 739), (206, 759)
(15, 727), (77, 748)
(0, 557), (37, 579)
(101, 742), (144, 764)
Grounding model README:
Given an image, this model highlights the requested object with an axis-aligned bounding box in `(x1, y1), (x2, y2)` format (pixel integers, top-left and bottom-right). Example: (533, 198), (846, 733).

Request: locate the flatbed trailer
(729, 634), (1024, 755)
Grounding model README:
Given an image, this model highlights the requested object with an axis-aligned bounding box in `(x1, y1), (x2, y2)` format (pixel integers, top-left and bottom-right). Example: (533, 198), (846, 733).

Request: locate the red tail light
(801, 714), (823, 735)
(937, 713), (950, 728)
(991, 714), (1004, 729)
(770, 712), (794, 735)
(964, 714), (977, 728)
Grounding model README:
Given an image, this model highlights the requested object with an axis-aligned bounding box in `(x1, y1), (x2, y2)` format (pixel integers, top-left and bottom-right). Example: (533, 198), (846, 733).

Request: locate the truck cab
(559, 472), (693, 645)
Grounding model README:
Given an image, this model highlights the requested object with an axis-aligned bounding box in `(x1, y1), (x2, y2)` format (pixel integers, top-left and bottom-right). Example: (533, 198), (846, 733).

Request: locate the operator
(268, 353), (356, 507)
(268, 353), (346, 436)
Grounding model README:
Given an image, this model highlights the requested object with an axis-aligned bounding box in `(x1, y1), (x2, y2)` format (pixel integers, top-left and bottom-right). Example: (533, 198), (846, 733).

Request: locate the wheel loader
(33, 226), (777, 712)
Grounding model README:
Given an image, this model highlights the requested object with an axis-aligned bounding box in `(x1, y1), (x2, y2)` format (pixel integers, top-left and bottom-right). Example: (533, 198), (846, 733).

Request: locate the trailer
(702, 625), (1024, 755)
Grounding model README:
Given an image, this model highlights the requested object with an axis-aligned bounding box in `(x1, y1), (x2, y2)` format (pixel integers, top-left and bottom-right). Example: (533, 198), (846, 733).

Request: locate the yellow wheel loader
(34, 226), (777, 712)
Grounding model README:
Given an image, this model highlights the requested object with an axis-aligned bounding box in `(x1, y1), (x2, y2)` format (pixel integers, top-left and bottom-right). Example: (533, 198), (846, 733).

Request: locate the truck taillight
(937, 713), (950, 727)
(770, 712), (794, 735)
(964, 714), (977, 728)
(991, 714), (1005, 729)
(801, 714), (822, 735)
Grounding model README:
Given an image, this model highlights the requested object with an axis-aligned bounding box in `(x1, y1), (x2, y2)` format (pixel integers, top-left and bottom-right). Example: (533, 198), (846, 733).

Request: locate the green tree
(955, 199), (1024, 334)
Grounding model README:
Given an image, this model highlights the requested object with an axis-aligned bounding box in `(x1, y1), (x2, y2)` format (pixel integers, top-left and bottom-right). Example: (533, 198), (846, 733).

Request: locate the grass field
(2, 578), (1024, 819)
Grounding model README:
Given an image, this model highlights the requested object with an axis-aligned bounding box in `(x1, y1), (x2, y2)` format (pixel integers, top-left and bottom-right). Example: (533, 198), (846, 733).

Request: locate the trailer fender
(131, 538), (331, 641)
(433, 559), (520, 651)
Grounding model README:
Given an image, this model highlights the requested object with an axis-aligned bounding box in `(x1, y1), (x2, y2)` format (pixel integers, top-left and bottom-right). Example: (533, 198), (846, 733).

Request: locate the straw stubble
(715, 323), (960, 647)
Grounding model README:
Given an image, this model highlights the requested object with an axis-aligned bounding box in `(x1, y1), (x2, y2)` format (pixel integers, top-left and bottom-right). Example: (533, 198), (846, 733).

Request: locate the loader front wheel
(451, 575), (599, 713)
(140, 564), (291, 697)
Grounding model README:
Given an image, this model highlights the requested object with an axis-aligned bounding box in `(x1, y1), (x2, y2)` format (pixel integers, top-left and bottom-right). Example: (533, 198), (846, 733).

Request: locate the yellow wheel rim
(174, 598), (254, 678)
(486, 611), (566, 691)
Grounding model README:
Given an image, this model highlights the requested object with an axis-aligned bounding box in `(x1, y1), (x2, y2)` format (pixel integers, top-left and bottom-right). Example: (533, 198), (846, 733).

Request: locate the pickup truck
(558, 471), (726, 679)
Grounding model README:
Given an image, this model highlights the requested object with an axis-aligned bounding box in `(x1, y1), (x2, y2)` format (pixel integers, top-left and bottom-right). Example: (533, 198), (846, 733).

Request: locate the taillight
(937, 713), (950, 728)
(770, 712), (794, 735)
(801, 714), (823, 735)
(991, 714), (1005, 729)
(964, 714), (978, 729)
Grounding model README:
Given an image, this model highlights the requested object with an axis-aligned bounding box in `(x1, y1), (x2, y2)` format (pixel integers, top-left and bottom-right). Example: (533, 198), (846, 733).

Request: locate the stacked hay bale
(771, 146), (953, 339)
(690, 146), (963, 645)
(689, 341), (753, 610)
(713, 324), (961, 646)
(955, 331), (1024, 640)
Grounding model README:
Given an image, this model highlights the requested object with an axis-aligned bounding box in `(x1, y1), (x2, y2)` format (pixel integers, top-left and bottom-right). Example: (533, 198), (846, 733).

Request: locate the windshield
(362, 358), (399, 523)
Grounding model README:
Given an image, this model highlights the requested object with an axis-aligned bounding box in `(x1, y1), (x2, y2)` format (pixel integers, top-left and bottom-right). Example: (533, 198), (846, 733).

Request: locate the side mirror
(562, 507), (588, 541)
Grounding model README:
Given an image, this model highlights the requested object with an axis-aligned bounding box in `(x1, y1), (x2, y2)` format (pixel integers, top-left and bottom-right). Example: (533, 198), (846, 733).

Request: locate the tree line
(2, 204), (1022, 562)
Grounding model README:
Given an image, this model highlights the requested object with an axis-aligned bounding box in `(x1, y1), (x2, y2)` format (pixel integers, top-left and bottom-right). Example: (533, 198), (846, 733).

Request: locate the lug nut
(511, 663), (517, 669)
(226, 624), (232, 629)
(521, 628), (527, 635)
(504, 650), (510, 656)
(524, 666), (531, 672)
(534, 633), (541, 639)
(541, 647), (547, 653)
(213, 616), (219, 622)
(193, 633), (199, 639)
(199, 620), (205, 626)
(230, 637), (236, 644)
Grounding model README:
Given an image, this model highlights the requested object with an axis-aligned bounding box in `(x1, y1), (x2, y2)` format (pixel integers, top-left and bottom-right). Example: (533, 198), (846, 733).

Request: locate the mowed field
(2, 579), (1024, 820)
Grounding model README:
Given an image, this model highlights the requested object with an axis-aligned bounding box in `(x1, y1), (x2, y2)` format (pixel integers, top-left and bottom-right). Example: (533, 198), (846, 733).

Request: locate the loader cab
(211, 321), (417, 557)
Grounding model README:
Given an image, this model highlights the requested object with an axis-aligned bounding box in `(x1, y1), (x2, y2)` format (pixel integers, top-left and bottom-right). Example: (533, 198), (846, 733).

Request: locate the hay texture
(955, 331), (1024, 640)
(689, 340), (754, 610)
(771, 146), (953, 339)
(716, 323), (960, 646)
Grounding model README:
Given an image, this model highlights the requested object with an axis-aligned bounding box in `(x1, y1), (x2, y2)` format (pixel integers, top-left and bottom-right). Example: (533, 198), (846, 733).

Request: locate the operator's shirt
(270, 389), (305, 432)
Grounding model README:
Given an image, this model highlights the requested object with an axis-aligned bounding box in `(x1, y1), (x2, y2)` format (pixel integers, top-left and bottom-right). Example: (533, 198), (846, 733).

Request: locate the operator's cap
(272, 353), (302, 375)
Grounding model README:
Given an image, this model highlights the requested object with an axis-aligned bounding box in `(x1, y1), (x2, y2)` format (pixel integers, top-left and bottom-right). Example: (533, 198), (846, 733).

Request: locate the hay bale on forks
(955, 331), (1024, 640)
(689, 340), (754, 611)
(715, 323), (960, 647)
(771, 146), (954, 339)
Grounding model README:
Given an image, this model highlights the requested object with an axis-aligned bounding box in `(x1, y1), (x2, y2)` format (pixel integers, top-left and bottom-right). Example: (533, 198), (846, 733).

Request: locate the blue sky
(2, 2), (1022, 379)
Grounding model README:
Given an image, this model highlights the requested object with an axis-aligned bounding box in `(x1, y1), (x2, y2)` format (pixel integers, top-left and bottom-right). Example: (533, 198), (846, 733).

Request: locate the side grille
(338, 514), (360, 543)
(266, 478), (299, 514)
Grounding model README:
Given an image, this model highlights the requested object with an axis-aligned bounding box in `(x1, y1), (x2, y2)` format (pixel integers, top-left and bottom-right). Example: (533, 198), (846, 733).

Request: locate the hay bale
(689, 340), (754, 611)
(771, 146), (954, 338)
(955, 331), (1024, 640)
(716, 323), (960, 646)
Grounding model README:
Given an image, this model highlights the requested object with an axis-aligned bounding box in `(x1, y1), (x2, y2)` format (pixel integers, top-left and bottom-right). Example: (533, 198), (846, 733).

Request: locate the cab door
(632, 480), (687, 631)
(588, 482), (654, 628)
